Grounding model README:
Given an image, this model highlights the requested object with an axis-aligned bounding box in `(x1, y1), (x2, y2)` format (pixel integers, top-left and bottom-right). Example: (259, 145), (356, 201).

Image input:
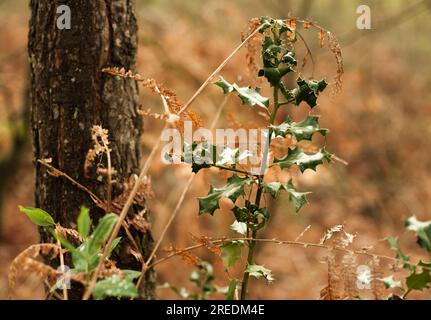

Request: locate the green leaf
(87, 213), (118, 255)
(258, 66), (293, 87)
(180, 141), (252, 174)
(290, 78), (327, 108)
(51, 230), (76, 251)
(19, 206), (55, 227)
(406, 261), (431, 291)
(273, 147), (332, 172)
(245, 264), (274, 283)
(93, 274), (139, 300)
(270, 115), (329, 141)
(231, 220), (247, 235)
(214, 76), (269, 108)
(405, 216), (431, 252)
(108, 237), (122, 258)
(221, 241), (244, 268)
(198, 175), (253, 215)
(379, 275), (402, 289)
(264, 180), (309, 211)
(282, 52), (297, 66)
(225, 279), (238, 300)
(77, 206), (91, 239)
(122, 269), (142, 280)
(263, 180), (309, 212)
(385, 236), (411, 271)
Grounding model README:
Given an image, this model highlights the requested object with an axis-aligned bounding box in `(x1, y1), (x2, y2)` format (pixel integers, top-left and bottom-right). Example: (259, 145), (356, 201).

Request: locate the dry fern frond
(341, 253), (359, 299)
(112, 175), (154, 213)
(241, 18), (262, 77)
(320, 224), (355, 248)
(9, 244), (61, 297)
(103, 66), (203, 130)
(84, 125), (111, 177)
(128, 213), (151, 232)
(370, 256), (385, 300)
(191, 235), (221, 256)
(320, 250), (342, 300)
(55, 224), (83, 242)
(327, 31), (344, 93)
(165, 244), (202, 267)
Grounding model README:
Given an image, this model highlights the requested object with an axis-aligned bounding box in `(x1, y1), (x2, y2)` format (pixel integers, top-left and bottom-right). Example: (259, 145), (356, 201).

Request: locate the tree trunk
(28, 0), (155, 299)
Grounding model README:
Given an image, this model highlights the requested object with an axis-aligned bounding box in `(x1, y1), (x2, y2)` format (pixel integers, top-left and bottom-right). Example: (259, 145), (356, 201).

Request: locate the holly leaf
(93, 274), (139, 300)
(221, 241), (244, 268)
(215, 76), (269, 108)
(270, 115), (329, 141)
(405, 216), (431, 252)
(231, 220), (247, 235)
(77, 206), (92, 239)
(273, 147), (332, 172)
(198, 175), (253, 215)
(385, 236), (411, 271)
(262, 180), (309, 212)
(19, 206), (55, 227)
(290, 78), (327, 108)
(379, 275), (402, 289)
(258, 66), (293, 87)
(245, 264), (274, 283)
(180, 141), (252, 174)
(406, 261), (431, 291)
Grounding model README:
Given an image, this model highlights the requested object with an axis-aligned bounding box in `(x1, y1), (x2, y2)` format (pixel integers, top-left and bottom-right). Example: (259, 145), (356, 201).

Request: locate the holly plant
(384, 215), (431, 299)
(174, 17), (336, 299)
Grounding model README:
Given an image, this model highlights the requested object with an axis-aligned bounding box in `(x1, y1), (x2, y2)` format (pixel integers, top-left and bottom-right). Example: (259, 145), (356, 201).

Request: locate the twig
(177, 25), (263, 115)
(37, 160), (105, 208)
(136, 96), (229, 288)
(147, 237), (431, 273)
(56, 239), (68, 300)
(102, 140), (112, 213)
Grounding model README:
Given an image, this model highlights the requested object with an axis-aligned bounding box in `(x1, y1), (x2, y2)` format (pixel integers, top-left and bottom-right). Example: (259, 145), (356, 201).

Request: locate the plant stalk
(240, 85), (280, 300)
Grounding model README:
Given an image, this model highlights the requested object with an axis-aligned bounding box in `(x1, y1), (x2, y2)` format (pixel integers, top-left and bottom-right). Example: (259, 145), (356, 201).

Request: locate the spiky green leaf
(406, 261), (431, 291)
(263, 180), (309, 212)
(245, 264), (274, 283)
(231, 220), (247, 235)
(214, 77), (269, 108)
(270, 115), (329, 141)
(385, 236), (411, 271)
(405, 216), (431, 252)
(198, 175), (253, 215)
(290, 78), (327, 108)
(273, 147), (332, 172)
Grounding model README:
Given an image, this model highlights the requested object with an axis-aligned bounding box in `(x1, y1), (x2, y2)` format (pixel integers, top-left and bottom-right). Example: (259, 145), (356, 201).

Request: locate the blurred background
(1, 0), (431, 299)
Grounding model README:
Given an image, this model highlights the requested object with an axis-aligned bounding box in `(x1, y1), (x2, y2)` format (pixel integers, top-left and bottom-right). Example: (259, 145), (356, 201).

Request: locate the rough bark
(28, 0), (155, 299)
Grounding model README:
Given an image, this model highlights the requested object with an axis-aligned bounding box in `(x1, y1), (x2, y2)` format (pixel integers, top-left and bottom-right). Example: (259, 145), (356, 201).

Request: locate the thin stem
(214, 165), (258, 176)
(56, 239), (68, 300)
(102, 140), (112, 213)
(240, 84), (280, 300)
(240, 182), (263, 300)
(177, 25), (262, 116)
